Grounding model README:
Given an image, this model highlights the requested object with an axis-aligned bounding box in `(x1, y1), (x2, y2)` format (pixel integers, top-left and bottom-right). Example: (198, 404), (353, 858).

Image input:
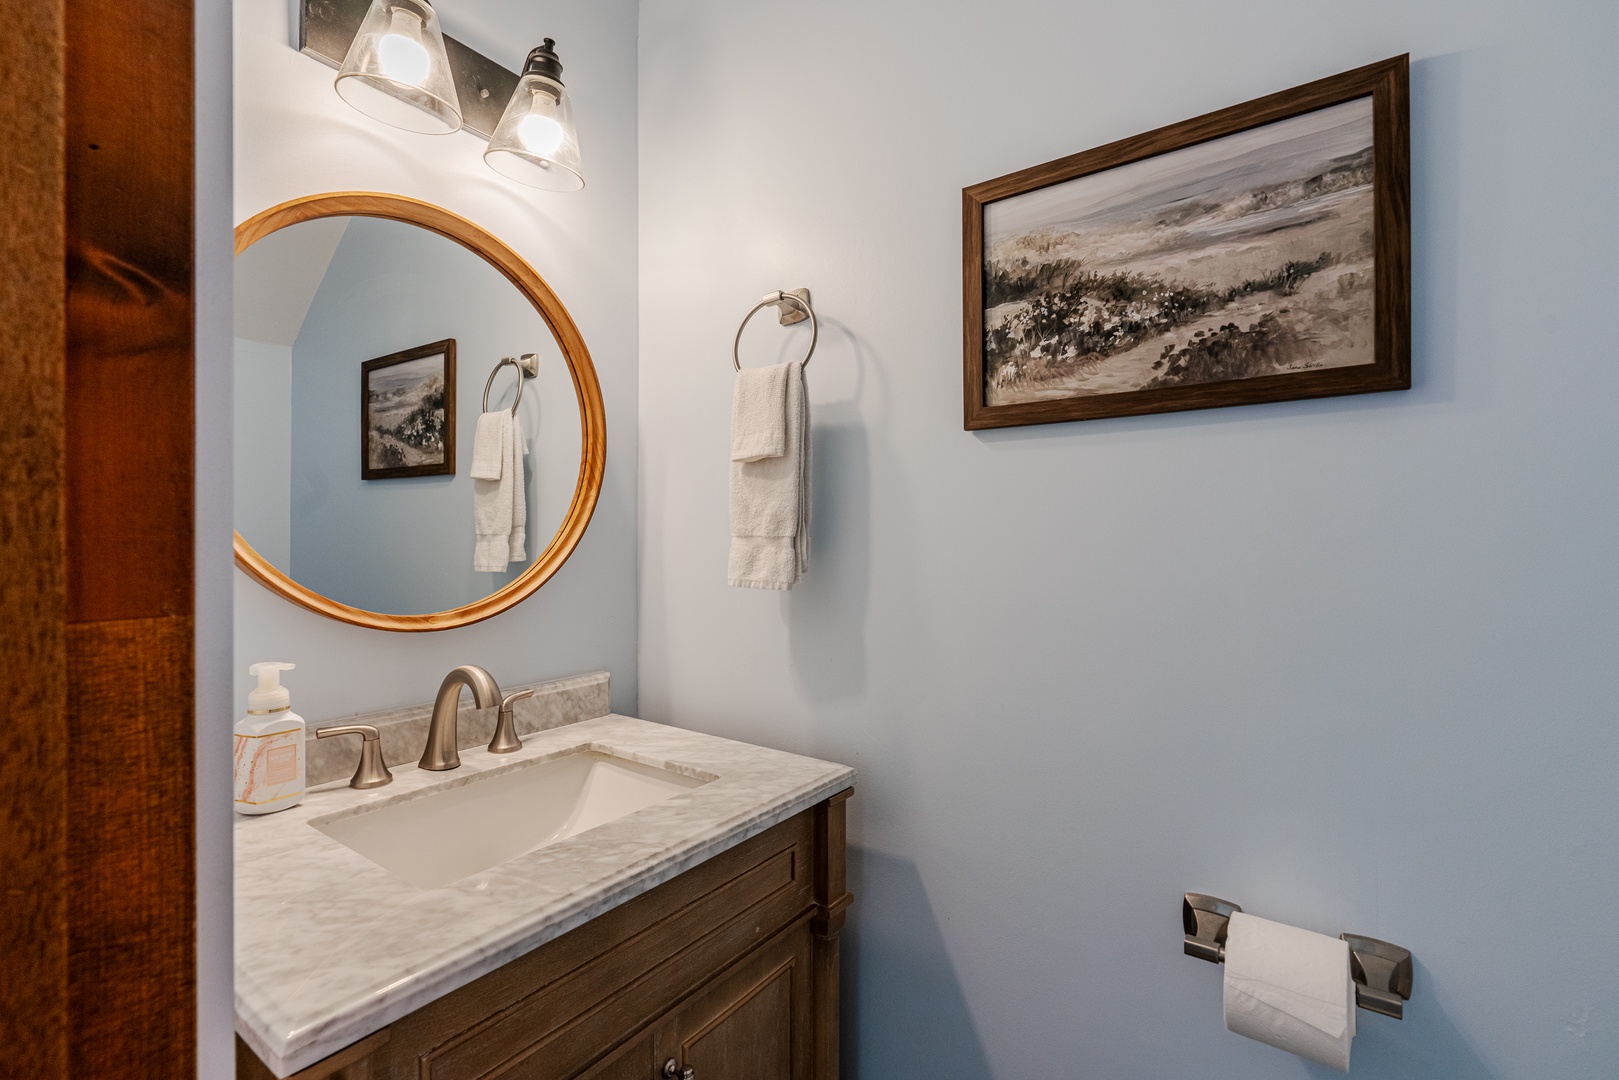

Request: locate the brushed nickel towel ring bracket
(483, 352), (539, 414)
(733, 288), (816, 372)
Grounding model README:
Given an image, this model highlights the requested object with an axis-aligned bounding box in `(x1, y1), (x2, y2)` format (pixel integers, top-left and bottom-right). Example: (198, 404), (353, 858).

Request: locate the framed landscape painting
(360, 338), (456, 480)
(963, 56), (1409, 429)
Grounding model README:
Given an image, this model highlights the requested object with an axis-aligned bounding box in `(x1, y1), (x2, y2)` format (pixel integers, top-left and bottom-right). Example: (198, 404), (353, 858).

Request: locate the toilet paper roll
(1223, 912), (1356, 1071)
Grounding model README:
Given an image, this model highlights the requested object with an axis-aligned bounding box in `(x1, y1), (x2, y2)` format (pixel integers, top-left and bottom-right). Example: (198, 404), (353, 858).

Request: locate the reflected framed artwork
(360, 338), (457, 479)
(963, 55), (1409, 430)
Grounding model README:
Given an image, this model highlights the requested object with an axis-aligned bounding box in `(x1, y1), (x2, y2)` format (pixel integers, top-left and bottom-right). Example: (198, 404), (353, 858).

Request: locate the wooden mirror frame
(233, 192), (606, 632)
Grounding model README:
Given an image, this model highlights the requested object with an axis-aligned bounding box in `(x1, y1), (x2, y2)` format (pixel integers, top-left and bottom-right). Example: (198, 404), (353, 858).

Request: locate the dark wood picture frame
(963, 55), (1410, 430)
(360, 338), (456, 480)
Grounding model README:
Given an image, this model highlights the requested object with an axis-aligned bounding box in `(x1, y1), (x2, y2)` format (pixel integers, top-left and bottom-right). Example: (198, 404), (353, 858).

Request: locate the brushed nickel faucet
(419, 665), (502, 771)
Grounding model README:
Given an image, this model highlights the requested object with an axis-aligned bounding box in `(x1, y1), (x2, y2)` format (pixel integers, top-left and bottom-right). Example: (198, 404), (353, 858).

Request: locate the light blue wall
(233, 338), (292, 569)
(636, 1), (1619, 1077)
(287, 216), (580, 615)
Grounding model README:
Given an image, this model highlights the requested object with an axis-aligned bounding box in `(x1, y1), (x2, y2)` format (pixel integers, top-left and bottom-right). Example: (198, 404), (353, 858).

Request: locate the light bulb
(518, 113), (564, 155)
(483, 40), (584, 191)
(377, 8), (430, 85)
(378, 35), (429, 83)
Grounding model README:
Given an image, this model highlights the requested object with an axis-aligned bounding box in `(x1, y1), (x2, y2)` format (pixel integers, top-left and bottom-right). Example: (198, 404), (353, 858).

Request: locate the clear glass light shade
(334, 0), (462, 135)
(484, 76), (585, 191)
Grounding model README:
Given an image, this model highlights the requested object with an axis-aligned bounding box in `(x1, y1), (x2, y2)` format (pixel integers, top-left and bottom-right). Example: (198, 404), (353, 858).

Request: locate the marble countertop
(235, 715), (855, 1077)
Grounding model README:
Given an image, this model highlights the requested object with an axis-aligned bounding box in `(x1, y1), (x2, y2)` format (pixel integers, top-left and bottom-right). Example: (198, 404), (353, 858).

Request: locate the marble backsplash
(304, 671), (611, 787)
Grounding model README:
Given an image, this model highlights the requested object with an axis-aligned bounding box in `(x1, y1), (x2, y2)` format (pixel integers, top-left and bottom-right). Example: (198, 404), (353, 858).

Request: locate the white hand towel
(731, 362), (789, 462)
(472, 408), (527, 573)
(728, 361), (809, 590)
(508, 413), (527, 564)
(469, 411), (506, 480)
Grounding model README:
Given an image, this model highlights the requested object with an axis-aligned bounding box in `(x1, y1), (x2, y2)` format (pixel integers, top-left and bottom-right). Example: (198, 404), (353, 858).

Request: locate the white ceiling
(234, 216), (349, 346)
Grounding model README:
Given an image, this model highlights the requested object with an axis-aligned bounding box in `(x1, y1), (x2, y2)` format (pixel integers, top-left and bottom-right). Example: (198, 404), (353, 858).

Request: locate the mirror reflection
(233, 214), (582, 616)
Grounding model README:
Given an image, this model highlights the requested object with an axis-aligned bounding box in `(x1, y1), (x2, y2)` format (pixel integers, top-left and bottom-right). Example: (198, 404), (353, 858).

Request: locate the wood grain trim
(811, 789), (850, 1080)
(0, 0), (69, 1076)
(63, 1), (197, 1078)
(812, 788), (852, 938)
(963, 55), (1411, 430)
(68, 616), (196, 1076)
(232, 192), (608, 632)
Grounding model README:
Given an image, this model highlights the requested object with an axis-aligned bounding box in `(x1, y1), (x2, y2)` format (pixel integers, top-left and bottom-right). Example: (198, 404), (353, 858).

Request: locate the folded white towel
(469, 411), (506, 480)
(509, 413), (527, 564)
(731, 362), (789, 462)
(473, 411), (528, 572)
(728, 361), (809, 590)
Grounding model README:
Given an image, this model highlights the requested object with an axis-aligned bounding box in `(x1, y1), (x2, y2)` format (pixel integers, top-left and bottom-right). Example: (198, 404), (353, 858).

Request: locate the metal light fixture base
(773, 289), (811, 326)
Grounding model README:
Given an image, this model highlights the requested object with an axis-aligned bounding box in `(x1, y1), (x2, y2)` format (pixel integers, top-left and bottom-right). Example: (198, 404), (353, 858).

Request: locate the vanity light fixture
(483, 40), (585, 191)
(334, 0), (462, 135)
(302, 2), (588, 192)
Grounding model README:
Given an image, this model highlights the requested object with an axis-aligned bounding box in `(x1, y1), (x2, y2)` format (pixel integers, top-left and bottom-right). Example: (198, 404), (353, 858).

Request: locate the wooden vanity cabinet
(237, 790), (851, 1080)
(657, 919), (815, 1079)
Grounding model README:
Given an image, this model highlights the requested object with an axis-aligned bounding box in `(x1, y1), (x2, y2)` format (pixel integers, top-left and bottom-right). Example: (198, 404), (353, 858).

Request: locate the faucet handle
(488, 689), (535, 754)
(316, 725), (394, 789)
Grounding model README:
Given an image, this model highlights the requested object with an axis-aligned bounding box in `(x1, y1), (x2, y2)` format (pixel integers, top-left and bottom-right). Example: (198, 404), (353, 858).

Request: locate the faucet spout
(419, 665), (502, 771)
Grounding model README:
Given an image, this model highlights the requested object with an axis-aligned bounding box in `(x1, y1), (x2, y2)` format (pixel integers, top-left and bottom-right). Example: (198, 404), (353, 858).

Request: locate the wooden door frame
(2, 0), (201, 1076)
(1, 0), (70, 1074)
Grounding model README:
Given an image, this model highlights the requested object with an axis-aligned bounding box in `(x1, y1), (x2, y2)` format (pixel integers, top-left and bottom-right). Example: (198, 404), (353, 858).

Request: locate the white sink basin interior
(312, 749), (711, 889)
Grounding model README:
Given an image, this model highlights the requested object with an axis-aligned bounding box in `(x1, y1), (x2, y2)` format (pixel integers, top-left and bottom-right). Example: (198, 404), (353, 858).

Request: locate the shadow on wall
(842, 848), (994, 1080)
(786, 402), (870, 700)
(1297, 958), (1499, 1080)
(785, 316), (873, 703)
(839, 858), (1501, 1080)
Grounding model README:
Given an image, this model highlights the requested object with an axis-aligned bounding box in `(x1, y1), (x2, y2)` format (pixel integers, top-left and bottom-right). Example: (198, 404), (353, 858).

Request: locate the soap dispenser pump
(233, 662), (307, 815)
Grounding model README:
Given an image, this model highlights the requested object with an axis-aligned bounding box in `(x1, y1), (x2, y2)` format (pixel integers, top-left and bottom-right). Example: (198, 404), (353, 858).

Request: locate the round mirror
(233, 193), (605, 631)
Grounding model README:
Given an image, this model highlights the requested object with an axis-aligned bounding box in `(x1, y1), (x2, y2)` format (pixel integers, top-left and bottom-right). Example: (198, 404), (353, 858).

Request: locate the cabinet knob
(661, 1059), (694, 1080)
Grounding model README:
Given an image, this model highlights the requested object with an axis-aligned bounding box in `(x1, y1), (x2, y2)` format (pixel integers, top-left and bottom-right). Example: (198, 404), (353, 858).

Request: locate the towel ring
(733, 289), (817, 372)
(483, 353), (539, 414)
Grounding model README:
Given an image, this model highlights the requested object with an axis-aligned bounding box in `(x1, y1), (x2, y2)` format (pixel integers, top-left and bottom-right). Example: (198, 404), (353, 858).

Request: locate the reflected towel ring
(733, 289), (817, 372)
(483, 353), (539, 414)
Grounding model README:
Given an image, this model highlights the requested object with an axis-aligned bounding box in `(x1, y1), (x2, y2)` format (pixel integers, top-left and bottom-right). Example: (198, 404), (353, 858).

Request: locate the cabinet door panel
(665, 923), (812, 1080)
(687, 971), (791, 1079)
(575, 1031), (655, 1080)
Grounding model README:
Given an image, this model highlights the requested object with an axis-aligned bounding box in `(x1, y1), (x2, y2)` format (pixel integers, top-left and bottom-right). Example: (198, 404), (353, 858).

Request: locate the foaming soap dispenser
(233, 662), (306, 815)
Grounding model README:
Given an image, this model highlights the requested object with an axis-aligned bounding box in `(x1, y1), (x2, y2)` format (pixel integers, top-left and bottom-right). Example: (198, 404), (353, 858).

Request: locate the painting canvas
(361, 339), (456, 479)
(963, 57), (1409, 429)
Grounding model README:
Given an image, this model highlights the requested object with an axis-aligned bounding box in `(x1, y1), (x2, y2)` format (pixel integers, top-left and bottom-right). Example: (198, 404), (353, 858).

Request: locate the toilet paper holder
(1183, 893), (1414, 1019)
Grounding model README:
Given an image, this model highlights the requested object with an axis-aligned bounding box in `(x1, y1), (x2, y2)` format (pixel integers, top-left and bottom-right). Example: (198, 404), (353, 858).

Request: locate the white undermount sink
(312, 749), (711, 889)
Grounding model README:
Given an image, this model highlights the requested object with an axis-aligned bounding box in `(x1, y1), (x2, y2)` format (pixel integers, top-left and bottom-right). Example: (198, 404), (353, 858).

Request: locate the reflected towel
(473, 412), (527, 572)
(509, 413), (527, 564)
(470, 411), (506, 480)
(728, 361), (809, 590)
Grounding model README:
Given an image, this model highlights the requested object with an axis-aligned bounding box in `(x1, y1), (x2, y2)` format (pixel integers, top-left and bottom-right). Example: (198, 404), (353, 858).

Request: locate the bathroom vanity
(233, 696), (853, 1080)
